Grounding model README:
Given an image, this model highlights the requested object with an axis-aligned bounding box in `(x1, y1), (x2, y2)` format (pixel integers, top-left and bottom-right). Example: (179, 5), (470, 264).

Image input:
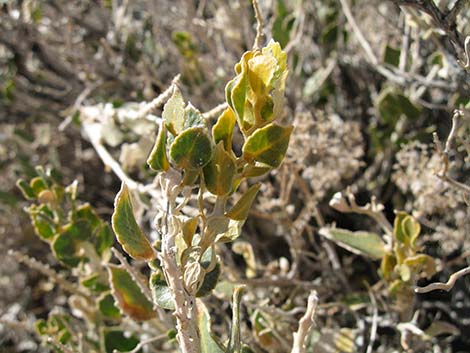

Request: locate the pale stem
(291, 291), (318, 353)
(415, 265), (470, 293)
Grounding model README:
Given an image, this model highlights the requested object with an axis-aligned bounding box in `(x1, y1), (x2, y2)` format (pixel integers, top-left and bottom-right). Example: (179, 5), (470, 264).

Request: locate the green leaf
(150, 271), (175, 310)
(75, 204), (101, 229)
(51, 220), (94, 266)
(212, 108), (236, 151)
(103, 329), (139, 353)
(242, 123), (293, 168)
(215, 219), (244, 243)
(98, 293), (121, 320)
(197, 300), (226, 353)
(196, 262), (221, 297)
(30, 205), (56, 240)
(376, 88), (420, 124)
(95, 223), (114, 258)
(52, 231), (81, 267)
(319, 228), (386, 260)
(108, 265), (156, 321)
(203, 142), (236, 196)
(383, 45), (400, 67)
(147, 124), (170, 172)
(170, 127), (213, 170)
(225, 184), (261, 221)
(81, 274), (109, 293)
(112, 183), (155, 261)
(182, 217), (199, 247)
(30, 176), (47, 196)
(163, 87), (185, 136)
(17, 179), (36, 200)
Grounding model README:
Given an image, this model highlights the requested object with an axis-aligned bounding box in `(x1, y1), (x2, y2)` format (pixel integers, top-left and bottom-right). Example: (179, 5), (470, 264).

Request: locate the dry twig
(291, 291), (319, 353)
(252, 0), (264, 50)
(433, 109), (470, 194)
(415, 265), (470, 293)
(7, 250), (92, 302)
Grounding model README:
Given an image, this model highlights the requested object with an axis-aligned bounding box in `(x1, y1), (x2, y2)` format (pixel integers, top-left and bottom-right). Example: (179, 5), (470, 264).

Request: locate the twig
(82, 122), (144, 192)
(59, 79), (103, 131)
(415, 265), (470, 293)
(7, 250), (92, 302)
(202, 102), (228, 120)
(135, 74), (181, 120)
(252, 0), (264, 50)
(291, 291), (318, 353)
(339, 0), (378, 65)
(433, 109), (470, 194)
(462, 36), (470, 69)
(47, 338), (78, 353)
(113, 333), (168, 353)
(389, 0), (464, 57)
(329, 189), (393, 237)
(111, 248), (153, 304)
(365, 288), (378, 353)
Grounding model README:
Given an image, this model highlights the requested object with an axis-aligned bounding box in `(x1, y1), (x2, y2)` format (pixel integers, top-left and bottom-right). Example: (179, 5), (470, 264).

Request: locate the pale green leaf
(319, 228), (386, 260)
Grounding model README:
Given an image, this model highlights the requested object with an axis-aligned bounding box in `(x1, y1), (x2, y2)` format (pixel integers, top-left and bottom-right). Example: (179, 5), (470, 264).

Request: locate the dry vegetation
(1, 0), (470, 352)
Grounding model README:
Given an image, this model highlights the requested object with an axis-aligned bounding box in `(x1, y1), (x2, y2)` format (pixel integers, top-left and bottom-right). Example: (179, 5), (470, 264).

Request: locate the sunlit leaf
(147, 124), (170, 172)
(215, 219), (244, 243)
(247, 53), (277, 95)
(108, 265), (156, 321)
(182, 217), (199, 247)
(163, 87), (185, 136)
(203, 143), (236, 196)
(212, 108), (236, 151)
(225, 184), (261, 221)
(242, 123), (293, 168)
(404, 254), (436, 278)
(319, 228), (386, 260)
(112, 183), (155, 261)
